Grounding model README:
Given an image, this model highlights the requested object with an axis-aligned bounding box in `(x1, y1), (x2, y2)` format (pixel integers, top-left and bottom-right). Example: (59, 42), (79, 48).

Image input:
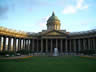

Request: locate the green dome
(47, 12), (60, 22)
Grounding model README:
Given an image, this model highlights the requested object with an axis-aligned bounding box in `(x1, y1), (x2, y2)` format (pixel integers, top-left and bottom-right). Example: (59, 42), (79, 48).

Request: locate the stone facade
(0, 12), (96, 56)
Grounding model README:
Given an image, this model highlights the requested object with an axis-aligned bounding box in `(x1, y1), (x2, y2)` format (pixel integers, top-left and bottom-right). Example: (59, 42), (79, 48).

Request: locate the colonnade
(0, 35), (96, 55)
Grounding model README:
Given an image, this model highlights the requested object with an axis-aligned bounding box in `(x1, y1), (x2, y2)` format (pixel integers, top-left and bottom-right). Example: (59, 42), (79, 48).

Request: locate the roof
(68, 29), (96, 36)
(47, 12), (60, 22)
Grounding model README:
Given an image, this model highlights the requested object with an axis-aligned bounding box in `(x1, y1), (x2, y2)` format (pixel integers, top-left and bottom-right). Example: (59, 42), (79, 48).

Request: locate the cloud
(62, 5), (76, 14)
(62, 0), (88, 14)
(76, 0), (84, 8)
(0, 0), (9, 19)
(0, 5), (8, 19)
(0, 5), (8, 16)
(76, 0), (88, 9)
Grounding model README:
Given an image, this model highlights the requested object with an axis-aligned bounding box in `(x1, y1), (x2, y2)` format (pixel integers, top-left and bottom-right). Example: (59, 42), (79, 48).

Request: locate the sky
(0, 0), (96, 33)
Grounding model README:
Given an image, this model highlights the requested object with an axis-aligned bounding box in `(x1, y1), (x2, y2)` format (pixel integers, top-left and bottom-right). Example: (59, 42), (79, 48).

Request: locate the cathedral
(0, 12), (96, 56)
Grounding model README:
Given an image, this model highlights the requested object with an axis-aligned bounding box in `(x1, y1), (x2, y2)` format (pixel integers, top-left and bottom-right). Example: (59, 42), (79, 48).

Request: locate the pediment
(42, 30), (66, 36)
(46, 31), (62, 35)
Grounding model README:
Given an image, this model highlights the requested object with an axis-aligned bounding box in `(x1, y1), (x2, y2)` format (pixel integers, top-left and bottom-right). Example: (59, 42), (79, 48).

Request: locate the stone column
(15, 39), (17, 51)
(30, 39), (33, 52)
(29, 39), (32, 52)
(13, 38), (16, 53)
(65, 39), (68, 53)
(69, 40), (71, 53)
(46, 39), (48, 53)
(24, 39), (26, 51)
(29, 40), (30, 51)
(3, 37), (6, 52)
(56, 39), (58, 48)
(29, 40), (31, 52)
(23, 39), (25, 50)
(88, 38), (90, 50)
(18, 39), (20, 51)
(83, 39), (86, 50)
(0, 36), (2, 51)
(27, 39), (29, 52)
(18, 39), (19, 51)
(41, 39), (43, 53)
(25, 39), (27, 51)
(73, 39), (76, 53)
(20, 39), (22, 51)
(22, 39), (24, 50)
(37, 39), (39, 53)
(32, 39), (34, 52)
(92, 38), (95, 50)
(60, 39), (63, 53)
(78, 39), (81, 52)
(26, 39), (29, 52)
(21, 39), (23, 50)
(51, 39), (53, 53)
(11, 38), (14, 51)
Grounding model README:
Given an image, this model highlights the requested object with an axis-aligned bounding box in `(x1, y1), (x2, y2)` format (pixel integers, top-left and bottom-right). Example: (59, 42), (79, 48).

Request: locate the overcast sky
(0, 0), (96, 32)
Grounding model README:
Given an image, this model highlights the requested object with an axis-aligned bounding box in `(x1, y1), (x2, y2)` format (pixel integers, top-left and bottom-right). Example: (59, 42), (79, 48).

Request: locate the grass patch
(0, 56), (96, 72)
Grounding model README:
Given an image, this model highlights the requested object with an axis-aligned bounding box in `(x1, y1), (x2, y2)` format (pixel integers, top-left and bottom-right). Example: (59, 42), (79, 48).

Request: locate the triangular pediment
(41, 30), (66, 36)
(46, 31), (62, 35)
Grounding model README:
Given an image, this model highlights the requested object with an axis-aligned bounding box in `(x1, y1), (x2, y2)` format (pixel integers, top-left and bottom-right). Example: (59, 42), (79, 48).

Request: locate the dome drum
(47, 12), (61, 31)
